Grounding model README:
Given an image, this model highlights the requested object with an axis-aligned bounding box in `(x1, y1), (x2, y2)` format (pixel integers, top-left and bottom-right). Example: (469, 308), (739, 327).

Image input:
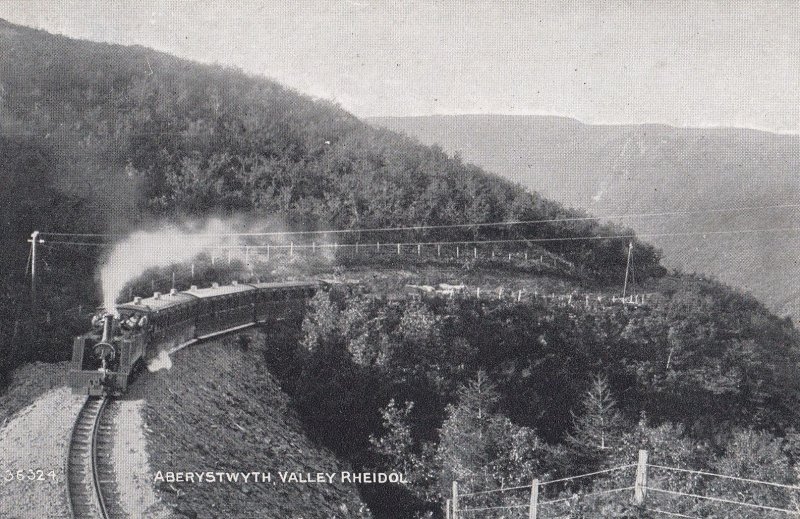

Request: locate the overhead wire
(36, 202), (800, 239)
(37, 226), (800, 250)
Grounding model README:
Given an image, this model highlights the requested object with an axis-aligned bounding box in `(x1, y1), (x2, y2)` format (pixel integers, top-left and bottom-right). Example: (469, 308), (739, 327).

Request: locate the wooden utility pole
(28, 231), (41, 311)
(529, 479), (539, 519)
(451, 482), (459, 519)
(634, 449), (648, 505)
(622, 242), (633, 298)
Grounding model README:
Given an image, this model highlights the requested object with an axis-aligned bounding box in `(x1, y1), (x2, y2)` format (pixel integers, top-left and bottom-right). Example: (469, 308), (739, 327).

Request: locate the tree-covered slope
(368, 115), (800, 320)
(0, 18), (660, 381)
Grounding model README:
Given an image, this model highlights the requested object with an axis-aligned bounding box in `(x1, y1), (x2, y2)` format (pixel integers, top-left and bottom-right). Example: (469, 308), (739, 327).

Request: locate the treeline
(0, 17), (662, 385)
(266, 278), (800, 517)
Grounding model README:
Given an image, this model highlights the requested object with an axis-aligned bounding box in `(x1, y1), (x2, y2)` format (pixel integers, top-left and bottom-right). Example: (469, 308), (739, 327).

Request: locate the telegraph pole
(27, 230), (42, 311)
(622, 241), (633, 298)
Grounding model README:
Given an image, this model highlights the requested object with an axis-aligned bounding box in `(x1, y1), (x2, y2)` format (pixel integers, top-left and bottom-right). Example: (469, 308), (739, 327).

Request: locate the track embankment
(0, 382), (85, 518)
(130, 328), (372, 519)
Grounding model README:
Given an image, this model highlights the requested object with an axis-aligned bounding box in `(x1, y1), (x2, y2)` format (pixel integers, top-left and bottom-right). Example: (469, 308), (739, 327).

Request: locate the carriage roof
(183, 283), (255, 299)
(117, 292), (197, 313)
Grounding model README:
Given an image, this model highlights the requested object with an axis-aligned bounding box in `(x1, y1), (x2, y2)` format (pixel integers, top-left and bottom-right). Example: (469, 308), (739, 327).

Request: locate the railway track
(67, 397), (124, 519)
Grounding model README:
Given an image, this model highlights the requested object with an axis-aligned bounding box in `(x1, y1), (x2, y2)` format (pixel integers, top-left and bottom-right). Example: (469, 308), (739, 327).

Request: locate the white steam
(100, 218), (242, 312)
(99, 217), (330, 313)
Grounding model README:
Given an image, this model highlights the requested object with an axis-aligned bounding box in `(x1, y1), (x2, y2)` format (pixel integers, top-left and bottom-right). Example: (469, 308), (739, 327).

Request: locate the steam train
(68, 280), (318, 396)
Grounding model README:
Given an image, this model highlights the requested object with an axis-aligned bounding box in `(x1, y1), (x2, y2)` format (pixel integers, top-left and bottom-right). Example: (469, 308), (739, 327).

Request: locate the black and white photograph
(0, 1), (798, 517)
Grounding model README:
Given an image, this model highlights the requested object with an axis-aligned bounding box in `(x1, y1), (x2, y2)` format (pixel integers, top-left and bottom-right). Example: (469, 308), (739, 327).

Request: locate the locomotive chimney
(170, 288), (178, 296)
(100, 313), (113, 345)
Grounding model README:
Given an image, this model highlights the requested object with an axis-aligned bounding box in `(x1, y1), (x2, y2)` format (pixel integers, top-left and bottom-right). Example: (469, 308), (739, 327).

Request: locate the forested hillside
(0, 18), (659, 382)
(368, 115), (800, 321)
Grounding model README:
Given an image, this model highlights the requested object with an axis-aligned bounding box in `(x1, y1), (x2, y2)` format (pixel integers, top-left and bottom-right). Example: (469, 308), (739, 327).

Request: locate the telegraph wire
(37, 202), (800, 239)
(38, 226), (800, 249)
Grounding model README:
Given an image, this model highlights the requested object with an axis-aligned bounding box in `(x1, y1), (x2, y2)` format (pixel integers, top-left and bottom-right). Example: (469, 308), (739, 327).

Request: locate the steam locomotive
(68, 280), (318, 396)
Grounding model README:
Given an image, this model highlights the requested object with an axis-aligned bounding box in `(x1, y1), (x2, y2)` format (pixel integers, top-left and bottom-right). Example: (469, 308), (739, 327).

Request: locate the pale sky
(0, 0), (797, 133)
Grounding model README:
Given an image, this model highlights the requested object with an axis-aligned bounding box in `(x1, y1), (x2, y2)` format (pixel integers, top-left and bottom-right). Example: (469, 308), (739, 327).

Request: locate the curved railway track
(67, 397), (124, 519)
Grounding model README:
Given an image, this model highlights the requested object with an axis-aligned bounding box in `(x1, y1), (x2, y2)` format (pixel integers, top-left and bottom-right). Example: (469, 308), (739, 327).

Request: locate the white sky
(0, 0), (797, 133)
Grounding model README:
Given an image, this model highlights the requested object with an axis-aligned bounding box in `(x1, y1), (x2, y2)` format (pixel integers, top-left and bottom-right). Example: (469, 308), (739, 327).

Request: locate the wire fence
(448, 452), (800, 518)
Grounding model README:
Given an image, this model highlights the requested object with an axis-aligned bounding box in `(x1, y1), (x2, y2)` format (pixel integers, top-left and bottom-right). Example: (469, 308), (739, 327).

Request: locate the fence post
(191, 263), (195, 279)
(452, 482), (459, 519)
(476, 287), (480, 298)
(437, 244), (441, 257)
(212, 255), (216, 266)
(290, 242), (294, 257)
(473, 247), (477, 258)
(312, 242), (316, 254)
(377, 241), (380, 252)
(529, 479), (539, 519)
(356, 242), (359, 254)
(456, 246), (460, 258)
(445, 498), (451, 519)
(509, 253), (512, 261)
(518, 289), (522, 302)
(634, 449), (648, 505)
(417, 243), (421, 255)
(525, 251), (528, 261)
(397, 243), (401, 254)
(227, 249), (232, 265)
(266, 244), (270, 261)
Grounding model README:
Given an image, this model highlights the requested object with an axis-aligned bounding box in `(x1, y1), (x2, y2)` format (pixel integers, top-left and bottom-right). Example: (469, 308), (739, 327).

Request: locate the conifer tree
(567, 375), (625, 465)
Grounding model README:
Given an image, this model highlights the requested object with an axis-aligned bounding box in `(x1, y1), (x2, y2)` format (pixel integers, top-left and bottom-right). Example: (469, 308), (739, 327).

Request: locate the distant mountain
(368, 115), (800, 319)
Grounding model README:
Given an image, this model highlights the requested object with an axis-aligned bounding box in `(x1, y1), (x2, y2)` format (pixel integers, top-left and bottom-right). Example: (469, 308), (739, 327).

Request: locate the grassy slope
(128, 329), (370, 519)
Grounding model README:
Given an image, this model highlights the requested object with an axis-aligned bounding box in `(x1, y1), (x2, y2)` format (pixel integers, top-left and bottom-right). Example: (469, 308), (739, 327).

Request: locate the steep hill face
(368, 115), (800, 319)
(0, 18), (665, 384)
(130, 330), (371, 518)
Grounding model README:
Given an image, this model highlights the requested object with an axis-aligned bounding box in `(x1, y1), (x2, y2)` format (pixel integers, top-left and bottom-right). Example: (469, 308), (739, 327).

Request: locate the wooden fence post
(634, 449), (648, 505)
(529, 479), (539, 519)
(525, 251), (528, 261)
(377, 241), (380, 252)
(191, 263), (195, 279)
(266, 244), (270, 261)
(417, 243), (421, 255)
(445, 498), (451, 519)
(452, 482), (459, 519)
(397, 243), (401, 254)
(227, 249), (232, 265)
(437, 244), (441, 257)
(212, 255), (216, 266)
(355, 242), (359, 254)
(290, 242), (294, 257)
(456, 246), (460, 258)
(473, 247), (477, 258)
(312, 242), (316, 253)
